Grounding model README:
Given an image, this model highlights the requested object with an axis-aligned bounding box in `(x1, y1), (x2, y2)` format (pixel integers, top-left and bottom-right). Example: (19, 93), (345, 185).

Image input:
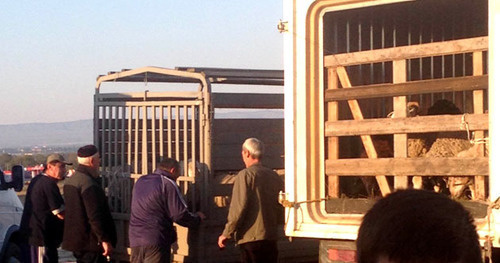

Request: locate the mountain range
(0, 119), (93, 149)
(0, 110), (283, 150)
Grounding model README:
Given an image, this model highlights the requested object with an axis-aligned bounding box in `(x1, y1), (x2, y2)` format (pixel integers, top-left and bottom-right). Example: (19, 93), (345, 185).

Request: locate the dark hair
(356, 189), (481, 263)
(156, 158), (180, 172)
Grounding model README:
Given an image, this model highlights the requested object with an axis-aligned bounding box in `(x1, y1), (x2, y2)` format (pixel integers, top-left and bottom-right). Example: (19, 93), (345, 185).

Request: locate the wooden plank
(393, 59), (408, 189)
(325, 36), (488, 67)
(211, 93), (284, 109)
(337, 67), (391, 196)
(473, 51), (486, 200)
(325, 113), (488, 137)
(325, 157), (488, 176)
(327, 67), (340, 198)
(325, 75), (488, 102)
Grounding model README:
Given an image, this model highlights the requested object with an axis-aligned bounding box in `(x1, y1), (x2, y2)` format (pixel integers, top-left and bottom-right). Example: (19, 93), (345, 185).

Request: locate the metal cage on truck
(93, 66), (319, 262)
(282, 0), (500, 261)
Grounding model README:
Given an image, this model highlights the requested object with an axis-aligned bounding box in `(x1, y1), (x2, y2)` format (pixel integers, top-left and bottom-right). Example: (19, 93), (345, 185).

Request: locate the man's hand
(196, 211), (207, 220)
(218, 234), (229, 249)
(102, 241), (113, 257)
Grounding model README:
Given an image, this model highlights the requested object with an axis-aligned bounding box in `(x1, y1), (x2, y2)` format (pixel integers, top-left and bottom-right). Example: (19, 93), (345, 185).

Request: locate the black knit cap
(77, 144), (98, 157)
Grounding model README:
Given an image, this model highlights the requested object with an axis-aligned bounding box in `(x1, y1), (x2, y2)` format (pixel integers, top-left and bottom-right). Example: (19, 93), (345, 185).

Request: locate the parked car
(0, 165), (24, 262)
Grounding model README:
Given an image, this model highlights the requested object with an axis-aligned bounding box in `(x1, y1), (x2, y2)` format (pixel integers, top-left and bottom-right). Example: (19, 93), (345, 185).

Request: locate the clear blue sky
(0, 1), (283, 125)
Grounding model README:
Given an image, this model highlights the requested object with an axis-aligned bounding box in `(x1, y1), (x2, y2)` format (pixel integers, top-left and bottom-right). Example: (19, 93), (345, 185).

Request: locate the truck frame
(282, 0), (500, 261)
(93, 67), (318, 262)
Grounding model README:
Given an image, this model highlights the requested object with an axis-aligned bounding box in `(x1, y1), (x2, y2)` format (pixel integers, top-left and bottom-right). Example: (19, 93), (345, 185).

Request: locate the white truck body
(0, 166), (24, 262)
(282, 0), (500, 257)
(0, 189), (23, 251)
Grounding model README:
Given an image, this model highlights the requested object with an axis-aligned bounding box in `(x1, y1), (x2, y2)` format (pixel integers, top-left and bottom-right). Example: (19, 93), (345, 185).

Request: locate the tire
(2, 242), (22, 263)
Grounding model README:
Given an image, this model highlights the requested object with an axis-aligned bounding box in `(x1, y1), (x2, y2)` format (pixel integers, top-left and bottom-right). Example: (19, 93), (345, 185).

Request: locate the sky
(0, 1), (284, 125)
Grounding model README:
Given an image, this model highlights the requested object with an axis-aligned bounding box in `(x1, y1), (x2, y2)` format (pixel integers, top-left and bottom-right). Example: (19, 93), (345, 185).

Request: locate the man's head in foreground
(356, 189), (481, 263)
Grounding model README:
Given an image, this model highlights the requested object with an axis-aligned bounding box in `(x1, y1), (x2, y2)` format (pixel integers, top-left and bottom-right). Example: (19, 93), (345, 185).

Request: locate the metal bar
(114, 107), (119, 170)
(190, 105), (197, 211)
(93, 95), (99, 154)
(121, 107), (126, 171)
(183, 106), (189, 194)
(159, 106), (164, 159)
(175, 67), (283, 79)
(175, 106), (180, 161)
(198, 104), (205, 212)
(96, 66), (207, 87)
(95, 100), (202, 107)
(134, 107), (139, 174)
(97, 91), (202, 100)
(142, 106), (148, 175)
(127, 106), (132, 173)
(167, 106), (172, 158)
(109, 107), (115, 210)
(152, 106), (157, 172)
(100, 107), (106, 174)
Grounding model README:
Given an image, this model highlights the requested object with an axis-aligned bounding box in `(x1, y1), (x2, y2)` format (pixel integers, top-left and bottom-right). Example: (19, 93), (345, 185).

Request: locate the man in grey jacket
(218, 138), (284, 263)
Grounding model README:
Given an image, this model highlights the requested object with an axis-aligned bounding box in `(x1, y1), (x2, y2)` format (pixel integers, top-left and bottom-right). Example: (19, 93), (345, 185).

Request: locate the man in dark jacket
(128, 158), (205, 263)
(62, 145), (117, 263)
(20, 153), (69, 263)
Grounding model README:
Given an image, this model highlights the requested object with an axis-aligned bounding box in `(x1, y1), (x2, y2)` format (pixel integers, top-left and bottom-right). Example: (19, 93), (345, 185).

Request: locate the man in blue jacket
(128, 158), (205, 263)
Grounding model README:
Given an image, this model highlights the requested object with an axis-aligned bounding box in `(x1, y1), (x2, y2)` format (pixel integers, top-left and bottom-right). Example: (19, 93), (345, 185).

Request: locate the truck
(93, 67), (318, 262)
(281, 0), (500, 261)
(0, 165), (25, 262)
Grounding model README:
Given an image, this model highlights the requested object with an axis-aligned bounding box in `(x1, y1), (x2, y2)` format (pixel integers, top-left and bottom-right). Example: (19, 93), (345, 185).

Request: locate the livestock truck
(280, 0), (500, 261)
(93, 67), (318, 262)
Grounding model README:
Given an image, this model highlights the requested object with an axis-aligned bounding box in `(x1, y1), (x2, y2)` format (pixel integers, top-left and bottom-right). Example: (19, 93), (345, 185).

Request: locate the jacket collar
(153, 168), (176, 181)
(76, 164), (99, 179)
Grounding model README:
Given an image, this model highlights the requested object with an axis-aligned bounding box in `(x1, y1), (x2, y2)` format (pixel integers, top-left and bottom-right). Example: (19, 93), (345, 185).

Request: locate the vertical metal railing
(96, 99), (204, 214)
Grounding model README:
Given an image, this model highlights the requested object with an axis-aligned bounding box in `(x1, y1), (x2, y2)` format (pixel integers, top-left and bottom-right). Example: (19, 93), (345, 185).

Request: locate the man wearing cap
(62, 145), (117, 263)
(20, 153), (70, 263)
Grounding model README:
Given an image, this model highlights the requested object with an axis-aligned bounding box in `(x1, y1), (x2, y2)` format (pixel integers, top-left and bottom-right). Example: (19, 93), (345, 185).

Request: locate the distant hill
(0, 119), (93, 148)
(0, 110), (283, 150)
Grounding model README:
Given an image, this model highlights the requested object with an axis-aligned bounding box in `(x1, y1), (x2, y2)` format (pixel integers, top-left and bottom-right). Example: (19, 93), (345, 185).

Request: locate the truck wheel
(3, 242), (22, 263)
